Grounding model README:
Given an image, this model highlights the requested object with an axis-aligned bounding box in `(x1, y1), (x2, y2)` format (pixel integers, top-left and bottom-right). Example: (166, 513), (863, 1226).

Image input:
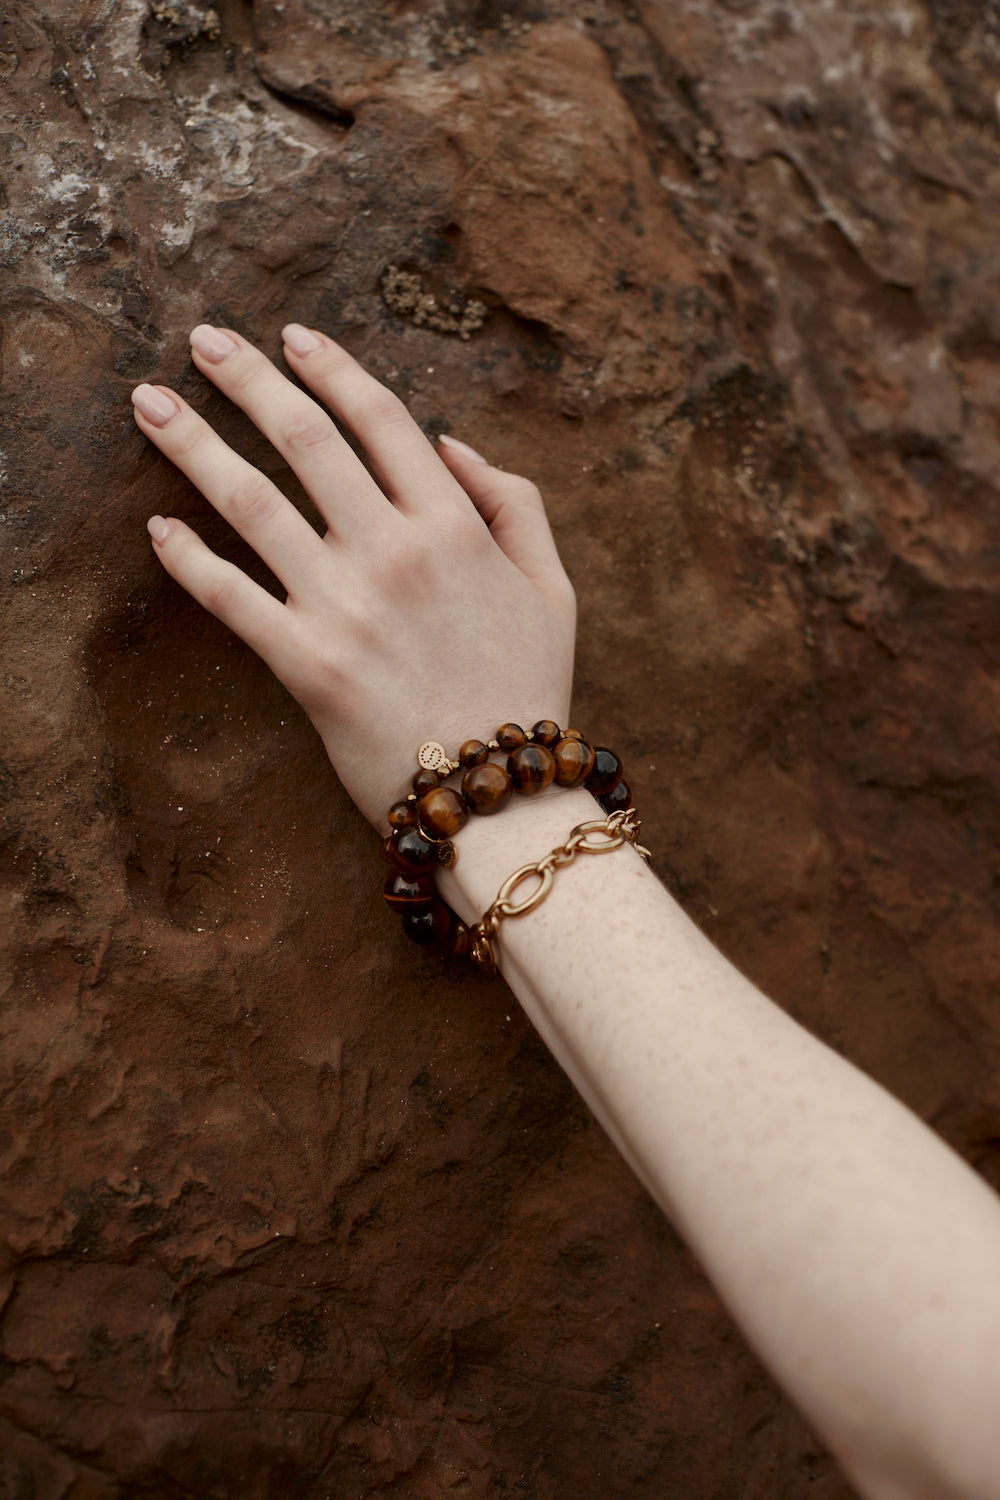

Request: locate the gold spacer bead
(406, 793), (418, 803)
(487, 739), (500, 751)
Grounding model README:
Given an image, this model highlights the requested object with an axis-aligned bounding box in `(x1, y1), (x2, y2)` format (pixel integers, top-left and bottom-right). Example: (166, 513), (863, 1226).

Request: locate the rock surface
(2, 0), (999, 1494)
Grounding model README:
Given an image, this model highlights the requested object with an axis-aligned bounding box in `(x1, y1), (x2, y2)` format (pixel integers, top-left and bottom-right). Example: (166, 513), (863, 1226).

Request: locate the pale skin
(132, 323), (1000, 1500)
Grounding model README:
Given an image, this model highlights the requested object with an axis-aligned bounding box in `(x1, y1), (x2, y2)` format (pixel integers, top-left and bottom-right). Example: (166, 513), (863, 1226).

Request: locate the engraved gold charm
(417, 740), (459, 775)
(417, 740), (447, 770)
(436, 840), (457, 868)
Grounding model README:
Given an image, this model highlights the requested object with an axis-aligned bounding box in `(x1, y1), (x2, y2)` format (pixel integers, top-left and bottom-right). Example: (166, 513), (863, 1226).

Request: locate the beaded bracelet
(380, 720), (641, 961)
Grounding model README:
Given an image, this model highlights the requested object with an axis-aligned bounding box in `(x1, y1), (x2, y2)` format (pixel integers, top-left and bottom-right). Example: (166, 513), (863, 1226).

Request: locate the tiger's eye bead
(412, 767), (441, 796)
(387, 800), (417, 830)
(419, 786), (469, 840)
(383, 871), (435, 911)
(562, 728), (584, 741)
(496, 722), (527, 750)
(462, 762), (513, 815)
(531, 719), (561, 747)
(459, 739), (489, 768)
(584, 747), (624, 796)
(508, 743), (556, 795)
(382, 826), (437, 873)
(401, 899), (453, 946)
(553, 735), (596, 787)
(600, 778), (632, 814)
(448, 920), (474, 959)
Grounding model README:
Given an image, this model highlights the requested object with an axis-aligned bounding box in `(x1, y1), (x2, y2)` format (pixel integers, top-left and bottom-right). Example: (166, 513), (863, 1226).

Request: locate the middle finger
(188, 324), (388, 541)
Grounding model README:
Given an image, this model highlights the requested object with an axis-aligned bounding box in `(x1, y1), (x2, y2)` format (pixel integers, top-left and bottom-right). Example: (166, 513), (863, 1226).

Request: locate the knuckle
(297, 648), (347, 703)
(224, 356), (266, 398)
(170, 420), (209, 462)
(355, 383), (408, 429)
(200, 572), (238, 618)
(224, 474), (279, 527)
(556, 572), (577, 610)
(282, 412), (337, 456)
(508, 475), (544, 508)
(372, 534), (431, 601)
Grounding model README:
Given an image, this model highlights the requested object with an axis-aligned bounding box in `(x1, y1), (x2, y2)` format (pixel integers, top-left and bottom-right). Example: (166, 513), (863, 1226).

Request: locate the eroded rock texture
(2, 0), (999, 1494)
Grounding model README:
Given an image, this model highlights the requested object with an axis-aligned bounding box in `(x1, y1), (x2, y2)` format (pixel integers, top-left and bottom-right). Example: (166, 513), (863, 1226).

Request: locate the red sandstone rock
(1, 0), (999, 1494)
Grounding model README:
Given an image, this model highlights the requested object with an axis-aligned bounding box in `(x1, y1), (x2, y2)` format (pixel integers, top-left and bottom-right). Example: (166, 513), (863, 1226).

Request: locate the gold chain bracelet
(471, 808), (653, 973)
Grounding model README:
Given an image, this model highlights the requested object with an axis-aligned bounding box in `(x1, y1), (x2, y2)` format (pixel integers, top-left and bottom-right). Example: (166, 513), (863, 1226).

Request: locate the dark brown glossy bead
(600, 779), (632, 815)
(412, 767), (441, 796)
(553, 735), (596, 787)
(381, 826), (438, 873)
(383, 871), (435, 911)
(458, 738), (489, 768)
(531, 719), (561, 747)
(584, 747), (624, 795)
(448, 920), (474, 958)
(419, 785), (469, 839)
(496, 722), (527, 750)
(462, 761), (513, 815)
(401, 899), (453, 946)
(387, 800), (417, 830)
(562, 727), (584, 741)
(508, 743), (556, 795)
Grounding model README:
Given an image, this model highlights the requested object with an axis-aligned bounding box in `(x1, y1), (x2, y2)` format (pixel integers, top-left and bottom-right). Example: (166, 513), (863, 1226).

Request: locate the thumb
(438, 434), (573, 603)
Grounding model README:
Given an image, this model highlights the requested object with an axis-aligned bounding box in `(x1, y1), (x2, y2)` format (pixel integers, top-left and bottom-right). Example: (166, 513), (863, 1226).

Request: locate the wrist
(434, 785), (603, 927)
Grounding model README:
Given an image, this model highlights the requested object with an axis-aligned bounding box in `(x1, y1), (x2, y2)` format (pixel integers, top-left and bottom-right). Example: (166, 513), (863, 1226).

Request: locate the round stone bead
(562, 728), (584, 741)
(448, 920), (474, 959)
(412, 767), (441, 796)
(462, 761), (513, 815)
(531, 719), (561, 747)
(508, 743), (556, 795)
(401, 899), (453, 946)
(459, 738), (489, 768)
(553, 735), (596, 787)
(584, 747), (624, 796)
(387, 800), (417, 831)
(600, 779), (632, 815)
(383, 871), (435, 911)
(419, 785), (469, 840)
(382, 826), (438, 873)
(496, 722), (527, 750)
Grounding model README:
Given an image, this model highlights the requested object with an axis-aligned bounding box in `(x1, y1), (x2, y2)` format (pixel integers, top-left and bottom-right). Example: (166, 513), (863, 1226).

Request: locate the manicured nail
(147, 515), (172, 544)
(132, 384), (178, 426)
(190, 324), (238, 362)
(282, 323), (323, 356)
(439, 433), (488, 465)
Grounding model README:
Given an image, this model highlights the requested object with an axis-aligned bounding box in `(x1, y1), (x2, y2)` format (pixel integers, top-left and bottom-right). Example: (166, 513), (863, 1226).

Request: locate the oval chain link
(474, 809), (652, 970)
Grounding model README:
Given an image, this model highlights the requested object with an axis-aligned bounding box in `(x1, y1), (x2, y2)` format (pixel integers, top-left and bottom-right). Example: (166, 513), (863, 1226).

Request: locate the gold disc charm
(436, 840), (457, 868)
(418, 741), (449, 772)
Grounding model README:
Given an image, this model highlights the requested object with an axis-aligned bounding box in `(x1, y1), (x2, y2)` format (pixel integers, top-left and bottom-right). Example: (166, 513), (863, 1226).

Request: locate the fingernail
(132, 384), (178, 427)
(147, 515), (172, 544)
(439, 433), (488, 465)
(190, 324), (238, 362)
(282, 323), (323, 356)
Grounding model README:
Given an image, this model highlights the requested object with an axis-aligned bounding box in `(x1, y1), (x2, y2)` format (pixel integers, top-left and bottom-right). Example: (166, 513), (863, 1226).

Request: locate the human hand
(131, 325), (576, 830)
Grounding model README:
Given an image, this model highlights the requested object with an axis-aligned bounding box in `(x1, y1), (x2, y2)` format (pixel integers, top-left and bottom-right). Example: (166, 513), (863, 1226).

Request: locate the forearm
(440, 789), (1000, 1500)
(134, 324), (999, 1499)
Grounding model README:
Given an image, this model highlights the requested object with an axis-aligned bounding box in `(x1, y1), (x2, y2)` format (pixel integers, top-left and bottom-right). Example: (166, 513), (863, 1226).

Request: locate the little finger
(146, 513), (305, 688)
